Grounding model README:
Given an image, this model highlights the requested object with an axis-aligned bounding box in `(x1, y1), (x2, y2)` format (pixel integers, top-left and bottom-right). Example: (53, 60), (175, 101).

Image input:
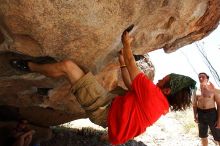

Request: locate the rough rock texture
(0, 0), (219, 127)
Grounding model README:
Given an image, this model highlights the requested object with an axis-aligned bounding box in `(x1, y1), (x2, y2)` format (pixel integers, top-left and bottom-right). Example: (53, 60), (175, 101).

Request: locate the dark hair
(199, 72), (209, 80)
(166, 87), (193, 111)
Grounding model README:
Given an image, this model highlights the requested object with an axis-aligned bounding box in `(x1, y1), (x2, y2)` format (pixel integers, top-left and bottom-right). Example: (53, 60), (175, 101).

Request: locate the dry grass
(173, 108), (197, 135)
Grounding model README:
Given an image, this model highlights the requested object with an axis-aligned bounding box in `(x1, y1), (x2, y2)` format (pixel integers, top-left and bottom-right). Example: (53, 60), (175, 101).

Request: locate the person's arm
(118, 52), (132, 90)
(121, 32), (141, 81)
(215, 92), (220, 128)
(12, 130), (34, 146)
(192, 94), (198, 123)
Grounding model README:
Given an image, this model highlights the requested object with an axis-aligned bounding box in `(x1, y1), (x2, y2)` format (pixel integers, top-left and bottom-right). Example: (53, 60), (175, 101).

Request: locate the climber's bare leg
(28, 60), (85, 84)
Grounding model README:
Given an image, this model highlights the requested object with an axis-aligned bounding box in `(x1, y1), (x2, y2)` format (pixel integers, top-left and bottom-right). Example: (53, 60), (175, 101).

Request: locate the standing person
(192, 72), (220, 146)
(10, 28), (196, 145)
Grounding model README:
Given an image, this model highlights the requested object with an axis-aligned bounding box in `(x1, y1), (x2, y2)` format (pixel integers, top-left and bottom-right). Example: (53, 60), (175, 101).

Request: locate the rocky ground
(41, 109), (218, 146)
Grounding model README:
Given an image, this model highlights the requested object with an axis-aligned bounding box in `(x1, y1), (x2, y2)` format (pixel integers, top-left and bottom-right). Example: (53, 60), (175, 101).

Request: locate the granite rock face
(0, 0), (219, 126)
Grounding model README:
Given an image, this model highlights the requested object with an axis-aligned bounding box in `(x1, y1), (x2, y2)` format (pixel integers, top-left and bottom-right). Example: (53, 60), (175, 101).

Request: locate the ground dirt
(41, 126), (146, 146)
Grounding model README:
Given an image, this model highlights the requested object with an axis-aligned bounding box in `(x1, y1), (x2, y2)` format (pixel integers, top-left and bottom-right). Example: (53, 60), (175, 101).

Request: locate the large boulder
(0, 0), (219, 126)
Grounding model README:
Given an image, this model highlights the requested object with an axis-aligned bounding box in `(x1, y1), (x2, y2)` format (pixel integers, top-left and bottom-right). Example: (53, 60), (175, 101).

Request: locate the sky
(149, 24), (220, 88)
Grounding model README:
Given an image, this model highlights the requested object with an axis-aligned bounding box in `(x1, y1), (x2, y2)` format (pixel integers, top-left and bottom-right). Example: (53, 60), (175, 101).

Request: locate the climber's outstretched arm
(118, 52), (132, 90)
(121, 32), (141, 81)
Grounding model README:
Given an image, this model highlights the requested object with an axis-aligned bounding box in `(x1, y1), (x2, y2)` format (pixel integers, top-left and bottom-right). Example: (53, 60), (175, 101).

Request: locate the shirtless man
(193, 72), (220, 146)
